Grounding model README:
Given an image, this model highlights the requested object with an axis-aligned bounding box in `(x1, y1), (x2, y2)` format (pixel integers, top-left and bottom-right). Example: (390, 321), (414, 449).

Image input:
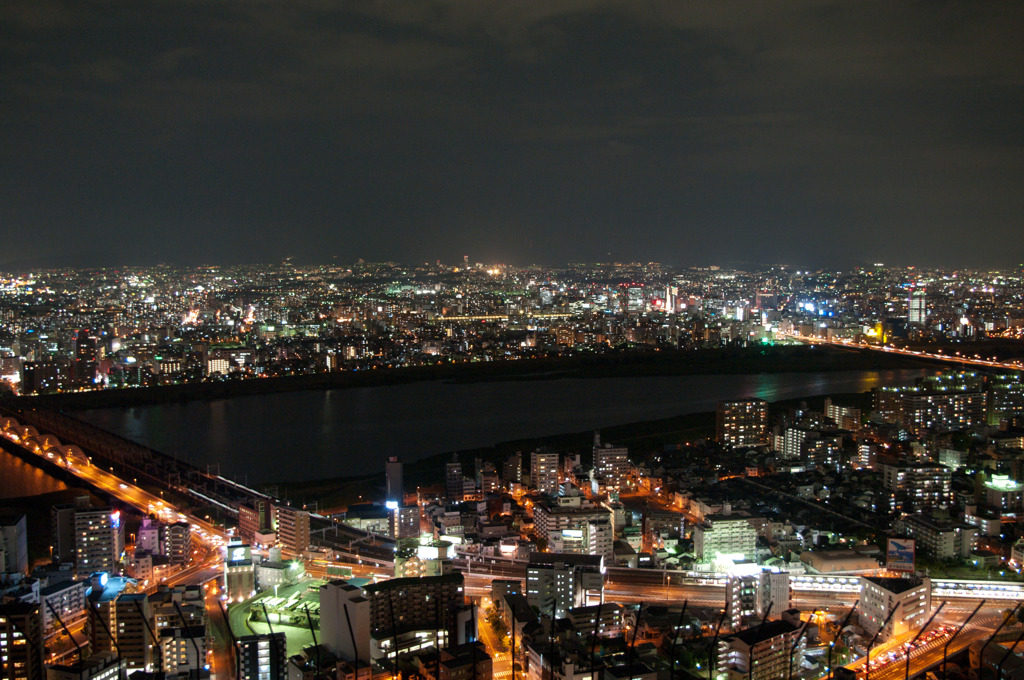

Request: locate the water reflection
(0, 448), (68, 499)
(77, 369), (927, 484)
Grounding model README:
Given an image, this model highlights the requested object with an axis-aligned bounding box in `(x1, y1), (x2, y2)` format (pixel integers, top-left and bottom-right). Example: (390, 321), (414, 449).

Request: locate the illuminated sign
(385, 500), (399, 510)
(110, 511), (120, 529)
(887, 538), (915, 573)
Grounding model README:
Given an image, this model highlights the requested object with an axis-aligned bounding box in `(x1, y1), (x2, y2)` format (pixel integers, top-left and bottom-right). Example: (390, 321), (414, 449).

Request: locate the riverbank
(27, 344), (934, 411)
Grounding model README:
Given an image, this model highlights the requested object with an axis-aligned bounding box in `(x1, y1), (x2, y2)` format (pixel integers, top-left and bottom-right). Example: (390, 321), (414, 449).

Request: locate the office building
(526, 553), (603, 619)
(386, 456), (404, 504)
(236, 633), (287, 680)
(502, 454), (522, 487)
(530, 450), (560, 496)
(858, 576), (931, 642)
(274, 505), (310, 556)
(717, 399), (769, 448)
(74, 508), (123, 577)
(908, 290), (927, 326)
(0, 602), (43, 680)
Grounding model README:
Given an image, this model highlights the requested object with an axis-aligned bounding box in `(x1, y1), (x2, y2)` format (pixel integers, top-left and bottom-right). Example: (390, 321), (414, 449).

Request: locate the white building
(857, 576), (931, 642)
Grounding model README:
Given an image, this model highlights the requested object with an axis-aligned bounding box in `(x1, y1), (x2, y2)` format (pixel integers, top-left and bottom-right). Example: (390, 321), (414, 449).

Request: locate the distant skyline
(3, 1), (1022, 270)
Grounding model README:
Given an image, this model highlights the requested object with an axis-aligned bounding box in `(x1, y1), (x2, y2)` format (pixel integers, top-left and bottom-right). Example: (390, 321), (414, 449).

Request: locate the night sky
(3, 1), (1022, 269)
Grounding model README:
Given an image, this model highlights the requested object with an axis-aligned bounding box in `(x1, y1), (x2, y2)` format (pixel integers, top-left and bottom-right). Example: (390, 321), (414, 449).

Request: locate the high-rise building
(0, 514), (28, 575)
(386, 456), (404, 504)
(693, 515), (758, 562)
(319, 580), (370, 664)
(882, 462), (952, 512)
(236, 633), (287, 680)
(50, 502), (81, 564)
(717, 399), (769, 448)
(446, 457), (465, 502)
(391, 505), (420, 540)
(593, 436), (630, 491)
(725, 571), (790, 630)
(530, 450), (559, 496)
(908, 290), (927, 326)
(112, 594), (155, 671)
(0, 602), (43, 680)
(525, 553), (603, 619)
(274, 505), (310, 556)
(163, 522), (192, 566)
(502, 453), (522, 487)
(224, 542), (255, 603)
(363, 573), (468, 658)
(74, 507), (123, 576)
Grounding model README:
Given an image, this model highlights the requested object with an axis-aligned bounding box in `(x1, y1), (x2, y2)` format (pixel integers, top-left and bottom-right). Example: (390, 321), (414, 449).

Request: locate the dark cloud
(1, 0), (1022, 269)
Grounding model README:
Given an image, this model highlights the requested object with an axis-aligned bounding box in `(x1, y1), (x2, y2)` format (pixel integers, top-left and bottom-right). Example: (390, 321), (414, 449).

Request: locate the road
(780, 332), (1024, 371)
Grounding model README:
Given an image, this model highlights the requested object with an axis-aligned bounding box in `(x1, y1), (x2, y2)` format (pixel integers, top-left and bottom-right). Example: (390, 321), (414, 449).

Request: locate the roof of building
(863, 576), (925, 594)
(729, 619), (800, 647)
(528, 552), (603, 568)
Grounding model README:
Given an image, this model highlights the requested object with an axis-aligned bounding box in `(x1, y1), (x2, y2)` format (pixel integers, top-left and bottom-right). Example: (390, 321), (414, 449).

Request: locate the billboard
(887, 538), (915, 573)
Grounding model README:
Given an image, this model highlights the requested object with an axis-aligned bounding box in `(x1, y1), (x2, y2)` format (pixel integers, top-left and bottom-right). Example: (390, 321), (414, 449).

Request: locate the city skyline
(3, 1), (1023, 270)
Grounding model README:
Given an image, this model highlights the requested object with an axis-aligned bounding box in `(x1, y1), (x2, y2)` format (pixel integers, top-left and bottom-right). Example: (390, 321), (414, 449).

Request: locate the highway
(780, 332), (1024, 371)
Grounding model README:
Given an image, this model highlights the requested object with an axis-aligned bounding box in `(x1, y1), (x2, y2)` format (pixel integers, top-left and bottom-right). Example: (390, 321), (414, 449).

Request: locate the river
(72, 369), (927, 484)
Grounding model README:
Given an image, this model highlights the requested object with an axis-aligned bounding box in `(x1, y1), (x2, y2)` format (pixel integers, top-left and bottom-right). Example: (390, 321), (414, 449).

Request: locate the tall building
(908, 290), (927, 326)
(881, 462), (952, 512)
(363, 573), (468, 658)
(237, 499), (273, 545)
(274, 505), (310, 556)
(725, 571), (790, 630)
(530, 450), (560, 496)
(386, 456), (404, 504)
(50, 502), (81, 564)
(319, 580), (370, 664)
(391, 505), (420, 540)
(857, 576), (931, 642)
(446, 457), (465, 502)
(717, 399), (769, 448)
(0, 514), (28, 575)
(593, 436), (630, 491)
(502, 453), (522, 487)
(236, 633), (287, 680)
(525, 553), (603, 619)
(163, 522), (191, 566)
(224, 542), (255, 603)
(112, 593), (155, 671)
(74, 507), (123, 576)
(0, 603), (43, 680)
